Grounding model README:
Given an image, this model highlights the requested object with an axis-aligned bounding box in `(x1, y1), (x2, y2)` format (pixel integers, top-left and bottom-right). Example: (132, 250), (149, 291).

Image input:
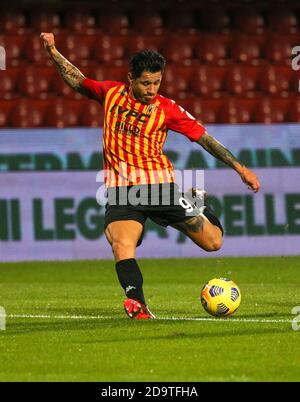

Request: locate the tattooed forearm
(197, 132), (260, 192)
(197, 132), (241, 171)
(48, 47), (88, 95)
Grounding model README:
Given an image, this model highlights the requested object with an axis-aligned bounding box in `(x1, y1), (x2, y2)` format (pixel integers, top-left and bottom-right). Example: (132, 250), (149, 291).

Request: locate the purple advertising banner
(0, 168), (298, 261)
(0, 125), (299, 261)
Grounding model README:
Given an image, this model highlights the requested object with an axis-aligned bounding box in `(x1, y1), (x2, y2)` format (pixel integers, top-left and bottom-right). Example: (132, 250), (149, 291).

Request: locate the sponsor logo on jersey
(110, 104), (151, 123)
(115, 121), (141, 137)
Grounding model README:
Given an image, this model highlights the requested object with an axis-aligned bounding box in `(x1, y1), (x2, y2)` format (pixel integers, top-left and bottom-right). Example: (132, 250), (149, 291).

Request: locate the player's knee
(206, 237), (223, 252)
(112, 239), (136, 259)
(202, 231), (223, 252)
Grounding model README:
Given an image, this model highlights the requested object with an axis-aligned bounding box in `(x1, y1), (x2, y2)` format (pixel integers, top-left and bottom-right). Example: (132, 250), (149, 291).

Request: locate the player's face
(128, 71), (162, 104)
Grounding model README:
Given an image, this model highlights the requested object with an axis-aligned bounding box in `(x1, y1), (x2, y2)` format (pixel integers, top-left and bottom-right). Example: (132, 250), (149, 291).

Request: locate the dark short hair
(129, 50), (166, 79)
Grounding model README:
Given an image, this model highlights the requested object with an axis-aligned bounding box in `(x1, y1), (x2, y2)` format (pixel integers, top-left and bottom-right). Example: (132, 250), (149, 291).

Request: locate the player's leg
(105, 220), (155, 319)
(171, 213), (223, 252)
(171, 187), (224, 252)
(150, 184), (223, 252)
(105, 220), (145, 302)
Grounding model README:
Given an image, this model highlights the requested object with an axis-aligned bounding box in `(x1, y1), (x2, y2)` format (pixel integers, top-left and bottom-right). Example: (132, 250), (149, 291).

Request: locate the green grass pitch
(0, 256), (300, 382)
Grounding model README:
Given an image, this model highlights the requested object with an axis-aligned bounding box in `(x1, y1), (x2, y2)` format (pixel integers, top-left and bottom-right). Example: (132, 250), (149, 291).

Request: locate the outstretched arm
(40, 32), (89, 97)
(198, 132), (260, 193)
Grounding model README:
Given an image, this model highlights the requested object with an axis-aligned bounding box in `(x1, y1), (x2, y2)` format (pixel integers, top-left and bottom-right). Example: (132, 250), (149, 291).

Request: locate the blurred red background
(0, 0), (300, 127)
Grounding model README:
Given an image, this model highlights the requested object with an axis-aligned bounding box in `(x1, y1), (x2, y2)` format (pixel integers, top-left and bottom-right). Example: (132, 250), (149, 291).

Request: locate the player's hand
(40, 32), (55, 50)
(238, 166), (260, 193)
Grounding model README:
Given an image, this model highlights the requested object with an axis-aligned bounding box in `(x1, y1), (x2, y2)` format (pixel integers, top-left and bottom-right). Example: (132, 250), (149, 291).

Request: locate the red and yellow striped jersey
(82, 79), (206, 187)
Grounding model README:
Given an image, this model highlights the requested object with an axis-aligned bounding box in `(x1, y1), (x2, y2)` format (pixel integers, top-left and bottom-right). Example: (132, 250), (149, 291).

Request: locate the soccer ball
(200, 278), (241, 317)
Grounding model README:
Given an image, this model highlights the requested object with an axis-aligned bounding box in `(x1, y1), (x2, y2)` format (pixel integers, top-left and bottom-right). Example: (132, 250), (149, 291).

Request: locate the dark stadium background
(0, 0), (300, 127)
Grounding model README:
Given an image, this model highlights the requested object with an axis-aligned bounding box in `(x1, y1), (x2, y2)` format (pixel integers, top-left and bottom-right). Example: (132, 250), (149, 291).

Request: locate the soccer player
(41, 33), (260, 320)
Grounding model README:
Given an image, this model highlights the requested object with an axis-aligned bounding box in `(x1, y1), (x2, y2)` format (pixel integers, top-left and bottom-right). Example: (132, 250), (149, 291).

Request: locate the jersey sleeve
(164, 99), (206, 142)
(81, 79), (120, 105)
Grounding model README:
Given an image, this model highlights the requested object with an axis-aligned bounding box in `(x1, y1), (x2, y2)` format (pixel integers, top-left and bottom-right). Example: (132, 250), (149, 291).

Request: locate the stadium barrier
(0, 125), (299, 261)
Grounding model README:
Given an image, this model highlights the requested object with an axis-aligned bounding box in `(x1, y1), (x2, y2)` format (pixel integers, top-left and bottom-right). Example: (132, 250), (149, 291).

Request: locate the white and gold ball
(200, 278), (241, 317)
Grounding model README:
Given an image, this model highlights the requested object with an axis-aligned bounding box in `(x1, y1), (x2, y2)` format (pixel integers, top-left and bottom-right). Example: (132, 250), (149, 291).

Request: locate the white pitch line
(8, 314), (109, 320)
(157, 317), (291, 323)
(7, 314), (292, 324)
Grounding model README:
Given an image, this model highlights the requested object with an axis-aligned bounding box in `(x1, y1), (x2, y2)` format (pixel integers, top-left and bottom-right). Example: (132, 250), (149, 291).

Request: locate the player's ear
(128, 72), (133, 83)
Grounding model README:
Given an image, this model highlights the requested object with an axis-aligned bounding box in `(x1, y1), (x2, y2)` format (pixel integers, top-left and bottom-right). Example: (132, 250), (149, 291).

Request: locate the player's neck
(129, 86), (138, 101)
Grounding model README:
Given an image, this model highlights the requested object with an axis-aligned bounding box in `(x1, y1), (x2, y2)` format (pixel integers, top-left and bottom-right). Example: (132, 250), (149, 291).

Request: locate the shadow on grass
(3, 315), (292, 342)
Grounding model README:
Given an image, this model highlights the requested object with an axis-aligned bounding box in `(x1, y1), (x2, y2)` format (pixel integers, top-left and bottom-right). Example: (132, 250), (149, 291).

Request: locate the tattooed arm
(198, 132), (260, 192)
(40, 32), (89, 96)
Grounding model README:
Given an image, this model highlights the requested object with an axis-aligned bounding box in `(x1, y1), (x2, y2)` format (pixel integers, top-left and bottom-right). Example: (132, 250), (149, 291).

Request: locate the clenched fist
(40, 32), (55, 50)
(238, 166), (261, 193)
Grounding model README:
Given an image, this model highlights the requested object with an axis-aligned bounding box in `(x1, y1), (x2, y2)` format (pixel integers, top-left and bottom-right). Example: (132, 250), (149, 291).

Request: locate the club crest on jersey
(147, 104), (158, 113)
